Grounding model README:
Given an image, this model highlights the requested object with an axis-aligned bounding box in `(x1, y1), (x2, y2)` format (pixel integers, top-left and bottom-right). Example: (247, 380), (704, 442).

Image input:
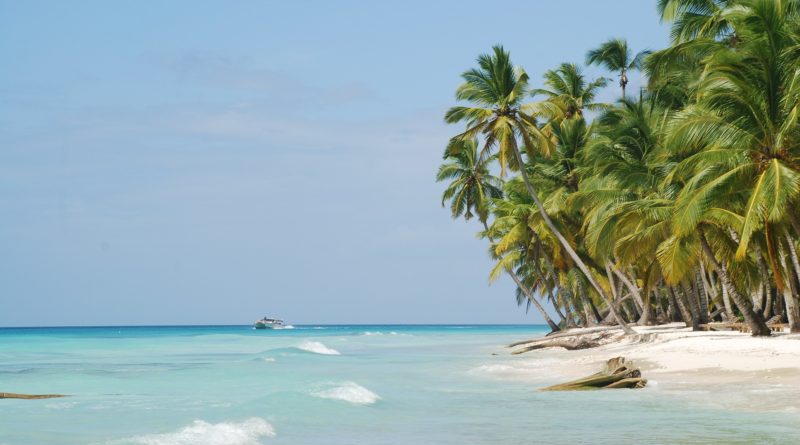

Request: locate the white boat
(254, 317), (285, 329)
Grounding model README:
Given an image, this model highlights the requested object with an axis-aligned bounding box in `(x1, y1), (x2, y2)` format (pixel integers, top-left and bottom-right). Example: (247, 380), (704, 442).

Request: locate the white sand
(496, 323), (800, 413)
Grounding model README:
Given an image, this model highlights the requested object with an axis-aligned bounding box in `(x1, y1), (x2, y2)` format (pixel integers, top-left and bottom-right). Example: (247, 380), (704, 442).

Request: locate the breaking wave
(122, 418), (275, 445)
(312, 381), (380, 405)
(296, 341), (340, 355)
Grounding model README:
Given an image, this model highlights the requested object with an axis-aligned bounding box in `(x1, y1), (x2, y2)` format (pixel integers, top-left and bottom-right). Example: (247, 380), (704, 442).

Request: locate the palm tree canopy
(436, 138), (503, 223)
(438, 3), (800, 336)
(531, 63), (609, 118)
(586, 38), (650, 73)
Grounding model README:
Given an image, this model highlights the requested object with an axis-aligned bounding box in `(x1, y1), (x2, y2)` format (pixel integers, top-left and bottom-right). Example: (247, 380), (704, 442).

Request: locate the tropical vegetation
(437, 0), (800, 336)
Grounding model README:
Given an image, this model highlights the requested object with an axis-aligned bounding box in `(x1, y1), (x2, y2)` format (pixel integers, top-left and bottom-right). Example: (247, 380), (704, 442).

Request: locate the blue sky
(0, 1), (669, 326)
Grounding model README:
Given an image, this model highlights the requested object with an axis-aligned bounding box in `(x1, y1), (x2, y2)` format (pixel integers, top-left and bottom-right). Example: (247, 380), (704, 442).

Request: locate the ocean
(1, 324), (797, 444)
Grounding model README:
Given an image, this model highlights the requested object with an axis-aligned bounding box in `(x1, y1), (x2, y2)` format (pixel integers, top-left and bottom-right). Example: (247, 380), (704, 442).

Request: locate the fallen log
(540, 357), (646, 391)
(508, 325), (625, 348)
(510, 331), (623, 354)
(0, 392), (66, 400)
(511, 335), (612, 354)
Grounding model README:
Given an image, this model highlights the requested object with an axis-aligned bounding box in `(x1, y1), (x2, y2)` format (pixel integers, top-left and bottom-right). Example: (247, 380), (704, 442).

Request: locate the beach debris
(509, 327), (625, 354)
(0, 392), (66, 400)
(540, 357), (647, 391)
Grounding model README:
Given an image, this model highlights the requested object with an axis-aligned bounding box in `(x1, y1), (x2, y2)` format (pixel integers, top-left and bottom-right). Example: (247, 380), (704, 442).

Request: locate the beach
(2, 324), (800, 444)
(504, 324), (800, 414)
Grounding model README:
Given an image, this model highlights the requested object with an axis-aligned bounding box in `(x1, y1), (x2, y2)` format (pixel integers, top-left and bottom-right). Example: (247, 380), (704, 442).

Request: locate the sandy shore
(499, 323), (800, 413)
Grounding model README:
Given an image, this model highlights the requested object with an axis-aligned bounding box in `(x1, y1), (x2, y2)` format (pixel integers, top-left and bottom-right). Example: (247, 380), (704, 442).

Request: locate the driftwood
(0, 392), (66, 400)
(508, 325), (625, 348)
(541, 357), (647, 391)
(511, 333), (617, 354)
(510, 329), (625, 354)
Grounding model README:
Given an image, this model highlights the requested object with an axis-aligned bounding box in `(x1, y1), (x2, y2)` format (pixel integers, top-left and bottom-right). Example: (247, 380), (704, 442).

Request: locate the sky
(0, 1), (670, 326)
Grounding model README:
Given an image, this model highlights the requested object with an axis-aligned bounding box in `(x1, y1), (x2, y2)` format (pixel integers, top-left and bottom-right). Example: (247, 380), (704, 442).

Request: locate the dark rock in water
(540, 357), (647, 391)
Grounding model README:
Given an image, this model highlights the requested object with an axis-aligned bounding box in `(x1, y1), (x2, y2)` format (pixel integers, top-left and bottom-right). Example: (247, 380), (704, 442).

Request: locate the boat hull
(254, 321), (282, 329)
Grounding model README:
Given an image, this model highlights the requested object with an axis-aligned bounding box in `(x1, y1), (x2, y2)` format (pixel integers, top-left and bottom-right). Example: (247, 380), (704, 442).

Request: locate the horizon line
(0, 322), (547, 329)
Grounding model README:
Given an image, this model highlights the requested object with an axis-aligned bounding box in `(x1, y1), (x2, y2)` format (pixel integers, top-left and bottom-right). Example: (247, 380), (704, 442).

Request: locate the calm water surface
(1, 325), (797, 444)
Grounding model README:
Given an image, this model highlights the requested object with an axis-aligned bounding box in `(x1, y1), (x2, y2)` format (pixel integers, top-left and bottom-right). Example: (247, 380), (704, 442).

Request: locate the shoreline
(502, 323), (800, 412)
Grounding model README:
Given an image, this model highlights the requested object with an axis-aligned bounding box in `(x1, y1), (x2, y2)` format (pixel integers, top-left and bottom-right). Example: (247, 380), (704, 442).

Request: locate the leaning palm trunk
(611, 265), (653, 325)
(699, 230), (770, 336)
(531, 242), (566, 325)
(508, 271), (560, 332)
(780, 234), (800, 333)
(777, 245), (798, 331)
(699, 262), (727, 320)
(669, 286), (693, 327)
(720, 279), (735, 321)
(559, 288), (579, 328)
(483, 221), (560, 332)
(510, 146), (635, 334)
(693, 267), (710, 324)
(753, 245), (772, 317)
(576, 280), (600, 325)
(679, 282), (701, 330)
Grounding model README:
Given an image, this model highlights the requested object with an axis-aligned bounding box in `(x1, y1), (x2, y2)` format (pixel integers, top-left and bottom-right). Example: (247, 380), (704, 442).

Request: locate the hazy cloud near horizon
(0, 0), (668, 326)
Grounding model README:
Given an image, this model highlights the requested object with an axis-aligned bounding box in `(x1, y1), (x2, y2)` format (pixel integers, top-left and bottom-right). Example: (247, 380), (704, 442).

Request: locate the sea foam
(124, 418), (275, 445)
(297, 340), (340, 355)
(313, 382), (381, 405)
(124, 417), (275, 445)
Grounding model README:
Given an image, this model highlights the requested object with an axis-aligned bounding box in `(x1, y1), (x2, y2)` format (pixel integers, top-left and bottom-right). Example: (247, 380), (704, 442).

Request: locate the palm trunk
(699, 262), (725, 320)
(753, 244), (772, 317)
(679, 282), (701, 330)
(605, 266), (631, 323)
(569, 289), (588, 327)
(669, 286), (693, 327)
(662, 287), (679, 321)
(576, 280), (600, 325)
(611, 264), (653, 325)
(699, 229), (770, 336)
(508, 272), (560, 332)
(778, 247), (798, 331)
(531, 235), (565, 324)
(720, 278), (735, 321)
(483, 221), (560, 332)
(693, 267), (710, 324)
(781, 232), (800, 332)
(559, 289), (579, 328)
(620, 70), (628, 98)
(510, 146), (635, 334)
(707, 265), (734, 319)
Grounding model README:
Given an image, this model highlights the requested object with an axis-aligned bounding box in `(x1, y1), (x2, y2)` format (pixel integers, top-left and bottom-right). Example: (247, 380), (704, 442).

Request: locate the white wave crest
(313, 382), (380, 405)
(124, 418), (275, 445)
(472, 364), (516, 373)
(362, 331), (407, 336)
(297, 341), (340, 355)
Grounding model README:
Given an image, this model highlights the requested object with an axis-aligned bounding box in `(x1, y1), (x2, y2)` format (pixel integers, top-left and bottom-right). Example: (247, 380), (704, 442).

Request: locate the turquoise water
(1, 325), (798, 444)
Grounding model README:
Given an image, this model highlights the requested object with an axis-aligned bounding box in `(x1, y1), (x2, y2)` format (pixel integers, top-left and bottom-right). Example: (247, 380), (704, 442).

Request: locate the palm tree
(586, 38), (650, 97)
(437, 2), (800, 334)
(487, 181), (563, 331)
(530, 63), (608, 119)
(436, 139), (503, 223)
(664, 0), (800, 335)
(446, 45), (634, 334)
(436, 138), (560, 331)
(656, 0), (738, 43)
